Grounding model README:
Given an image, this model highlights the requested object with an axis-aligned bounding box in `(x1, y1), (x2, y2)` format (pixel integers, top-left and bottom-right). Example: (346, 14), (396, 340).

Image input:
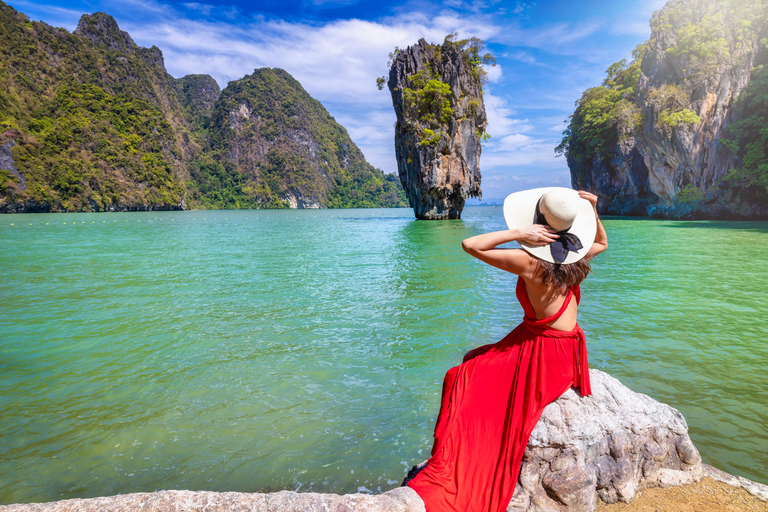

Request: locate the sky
(8, 0), (668, 201)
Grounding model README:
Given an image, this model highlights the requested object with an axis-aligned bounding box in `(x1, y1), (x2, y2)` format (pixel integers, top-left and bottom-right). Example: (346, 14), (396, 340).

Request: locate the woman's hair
(536, 258), (591, 290)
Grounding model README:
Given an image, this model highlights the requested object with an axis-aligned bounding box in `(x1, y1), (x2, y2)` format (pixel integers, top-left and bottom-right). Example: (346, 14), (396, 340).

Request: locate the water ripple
(1, 210), (767, 504)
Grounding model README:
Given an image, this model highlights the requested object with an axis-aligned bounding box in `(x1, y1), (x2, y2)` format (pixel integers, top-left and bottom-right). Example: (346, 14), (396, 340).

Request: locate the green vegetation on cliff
(379, 35), (494, 147)
(10, 84), (183, 211)
(556, 43), (703, 169)
(0, 3), (193, 211)
(190, 68), (406, 210)
(555, 44), (645, 170)
(721, 64), (768, 214)
(0, 1), (406, 212)
(558, 0), (767, 214)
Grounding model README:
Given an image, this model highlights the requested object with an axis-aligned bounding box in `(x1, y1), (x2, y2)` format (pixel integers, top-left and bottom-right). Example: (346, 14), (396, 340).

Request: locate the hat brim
(503, 187), (596, 264)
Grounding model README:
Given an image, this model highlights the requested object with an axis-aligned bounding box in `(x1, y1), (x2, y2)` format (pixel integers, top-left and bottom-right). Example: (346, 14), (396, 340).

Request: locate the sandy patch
(596, 477), (768, 512)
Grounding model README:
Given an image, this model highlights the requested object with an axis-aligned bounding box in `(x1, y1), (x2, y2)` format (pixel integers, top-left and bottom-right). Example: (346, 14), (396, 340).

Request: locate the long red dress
(407, 277), (592, 512)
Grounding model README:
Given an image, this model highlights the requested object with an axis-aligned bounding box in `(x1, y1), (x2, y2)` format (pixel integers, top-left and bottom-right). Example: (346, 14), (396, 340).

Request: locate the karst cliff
(0, 1), (406, 212)
(559, 0), (768, 219)
(385, 36), (491, 220)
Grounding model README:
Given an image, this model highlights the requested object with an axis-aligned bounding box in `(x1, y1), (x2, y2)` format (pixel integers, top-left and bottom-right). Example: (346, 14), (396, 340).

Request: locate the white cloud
(9, 0), (83, 30)
(126, 12), (498, 99)
(496, 133), (531, 150)
(483, 92), (531, 136)
(182, 3), (213, 16)
(484, 63), (503, 83)
(507, 50), (537, 64)
(612, 21), (651, 37)
(311, 0), (361, 6)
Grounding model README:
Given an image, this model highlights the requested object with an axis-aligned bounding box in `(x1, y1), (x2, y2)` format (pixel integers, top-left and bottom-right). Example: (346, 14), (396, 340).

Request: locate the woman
(406, 188), (608, 512)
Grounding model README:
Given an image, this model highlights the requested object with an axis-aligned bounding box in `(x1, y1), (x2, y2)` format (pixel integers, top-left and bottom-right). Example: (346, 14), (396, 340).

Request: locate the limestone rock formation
(206, 68), (407, 209)
(175, 74), (221, 116)
(563, 0), (768, 219)
(387, 37), (488, 219)
(0, 1), (406, 212)
(73, 12), (137, 53)
(406, 369), (703, 512)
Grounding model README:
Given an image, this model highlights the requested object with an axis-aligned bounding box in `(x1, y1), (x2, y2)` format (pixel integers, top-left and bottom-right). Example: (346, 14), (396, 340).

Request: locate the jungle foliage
(0, 1), (406, 211)
(0, 3), (188, 211)
(555, 45), (646, 168)
(720, 64), (768, 214)
(380, 34), (494, 147)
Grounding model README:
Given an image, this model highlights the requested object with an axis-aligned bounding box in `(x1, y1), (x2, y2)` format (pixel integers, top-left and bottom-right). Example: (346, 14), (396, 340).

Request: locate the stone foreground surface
(0, 487), (426, 512)
(507, 369), (703, 511)
(6, 369), (767, 512)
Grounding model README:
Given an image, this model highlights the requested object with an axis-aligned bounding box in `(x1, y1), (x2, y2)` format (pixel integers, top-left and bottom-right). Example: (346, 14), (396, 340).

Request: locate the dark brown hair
(536, 258), (591, 290)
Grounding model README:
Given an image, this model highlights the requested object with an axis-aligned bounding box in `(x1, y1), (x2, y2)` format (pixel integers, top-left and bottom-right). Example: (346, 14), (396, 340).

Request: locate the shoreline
(1, 464), (766, 511)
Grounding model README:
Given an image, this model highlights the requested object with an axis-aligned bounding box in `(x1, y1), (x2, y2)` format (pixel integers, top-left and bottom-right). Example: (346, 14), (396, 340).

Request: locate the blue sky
(9, 0), (667, 201)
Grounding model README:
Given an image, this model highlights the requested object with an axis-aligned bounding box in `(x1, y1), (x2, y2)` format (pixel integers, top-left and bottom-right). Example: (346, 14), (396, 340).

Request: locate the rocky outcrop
(207, 68), (406, 209)
(0, 138), (24, 190)
(703, 464), (768, 502)
(175, 74), (221, 116)
(387, 37), (487, 219)
(406, 369), (704, 511)
(569, 0), (768, 219)
(73, 12), (136, 53)
(509, 369), (702, 510)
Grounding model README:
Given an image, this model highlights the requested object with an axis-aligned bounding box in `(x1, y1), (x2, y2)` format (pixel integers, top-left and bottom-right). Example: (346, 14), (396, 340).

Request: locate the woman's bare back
(520, 276), (578, 331)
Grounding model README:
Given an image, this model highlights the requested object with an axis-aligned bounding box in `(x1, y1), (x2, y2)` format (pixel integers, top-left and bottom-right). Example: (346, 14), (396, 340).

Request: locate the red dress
(407, 277), (592, 512)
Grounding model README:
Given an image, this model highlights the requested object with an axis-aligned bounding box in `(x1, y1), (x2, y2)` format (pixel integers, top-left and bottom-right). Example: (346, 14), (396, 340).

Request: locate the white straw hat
(503, 187), (596, 264)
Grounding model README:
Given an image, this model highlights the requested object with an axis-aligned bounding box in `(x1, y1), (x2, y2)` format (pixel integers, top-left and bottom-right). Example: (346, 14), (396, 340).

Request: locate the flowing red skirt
(407, 319), (591, 512)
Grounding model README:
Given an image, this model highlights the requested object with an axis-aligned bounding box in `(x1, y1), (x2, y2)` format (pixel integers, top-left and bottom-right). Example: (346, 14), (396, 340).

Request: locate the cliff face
(387, 37), (488, 219)
(0, 1), (405, 212)
(564, 0), (768, 219)
(175, 74), (221, 117)
(0, 3), (203, 212)
(192, 68), (406, 209)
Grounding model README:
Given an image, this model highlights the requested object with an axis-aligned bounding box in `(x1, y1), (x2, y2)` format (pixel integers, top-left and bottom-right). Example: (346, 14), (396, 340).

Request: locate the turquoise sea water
(0, 208), (767, 505)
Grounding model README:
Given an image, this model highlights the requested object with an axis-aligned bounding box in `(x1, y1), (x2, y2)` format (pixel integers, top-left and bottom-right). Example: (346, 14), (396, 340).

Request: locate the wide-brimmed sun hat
(503, 187), (596, 264)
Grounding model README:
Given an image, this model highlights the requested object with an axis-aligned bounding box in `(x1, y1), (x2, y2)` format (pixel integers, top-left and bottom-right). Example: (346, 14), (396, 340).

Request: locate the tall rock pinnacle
(386, 36), (490, 219)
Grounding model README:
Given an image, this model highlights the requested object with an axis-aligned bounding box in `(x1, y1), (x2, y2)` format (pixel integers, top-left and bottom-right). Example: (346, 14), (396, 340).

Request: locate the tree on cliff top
(378, 34), (495, 147)
(377, 34), (495, 90)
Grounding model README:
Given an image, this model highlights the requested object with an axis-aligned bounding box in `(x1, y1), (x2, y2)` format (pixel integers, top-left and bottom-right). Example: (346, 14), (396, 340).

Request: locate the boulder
(405, 369), (703, 511)
(508, 369), (702, 511)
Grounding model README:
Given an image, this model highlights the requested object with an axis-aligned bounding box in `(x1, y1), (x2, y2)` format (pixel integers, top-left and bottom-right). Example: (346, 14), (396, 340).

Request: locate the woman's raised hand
(517, 224), (558, 247)
(578, 190), (599, 217)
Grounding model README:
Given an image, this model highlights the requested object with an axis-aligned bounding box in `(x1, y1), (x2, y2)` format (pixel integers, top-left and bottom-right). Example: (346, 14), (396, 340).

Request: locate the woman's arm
(461, 225), (558, 277)
(578, 190), (607, 261)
